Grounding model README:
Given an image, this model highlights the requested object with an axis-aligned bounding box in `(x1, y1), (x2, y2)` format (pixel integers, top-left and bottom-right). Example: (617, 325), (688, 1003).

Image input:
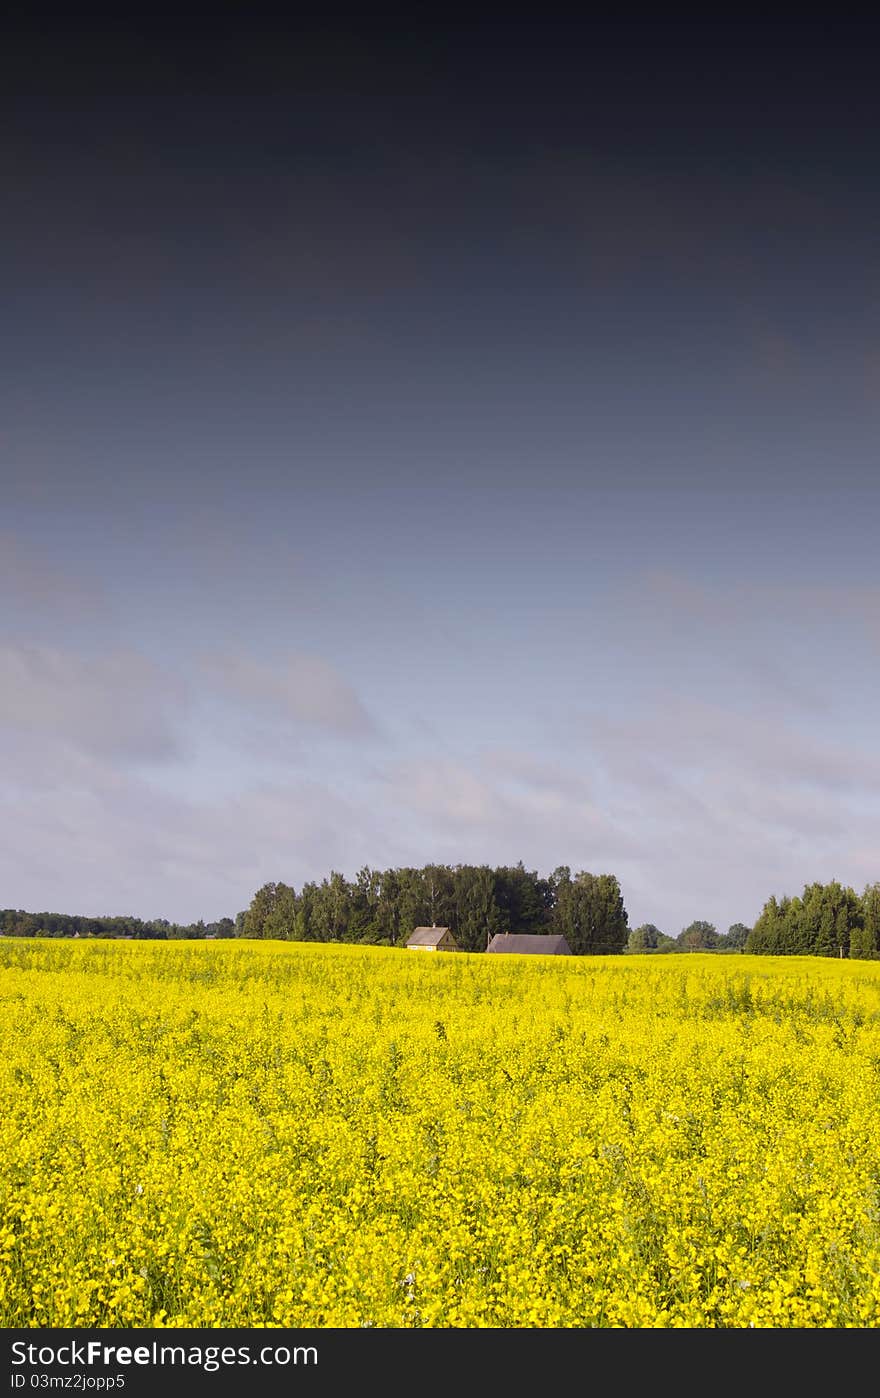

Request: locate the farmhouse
(486, 932), (572, 956)
(405, 925), (460, 952)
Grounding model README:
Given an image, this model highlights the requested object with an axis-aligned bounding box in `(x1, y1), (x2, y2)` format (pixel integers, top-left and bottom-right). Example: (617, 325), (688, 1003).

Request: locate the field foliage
(3, 939), (880, 1327)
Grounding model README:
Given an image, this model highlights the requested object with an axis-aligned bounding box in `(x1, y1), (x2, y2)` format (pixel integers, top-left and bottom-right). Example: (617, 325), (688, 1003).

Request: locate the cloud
(0, 532), (107, 619)
(379, 754), (640, 870)
(0, 643), (185, 761)
(1, 711), (877, 940)
(481, 748), (593, 800)
(587, 696), (880, 795)
(203, 651), (375, 737)
(593, 569), (880, 719)
(0, 762), (398, 924)
(576, 694), (880, 932)
(1, 613), (876, 940)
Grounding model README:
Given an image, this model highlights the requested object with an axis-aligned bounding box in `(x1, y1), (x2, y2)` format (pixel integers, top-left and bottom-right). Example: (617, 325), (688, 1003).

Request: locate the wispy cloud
(586, 695), (880, 795)
(480, 748), (593, 800)
(0, 761), (400, 923)
(202, 651), (376, 737)
(380, 753), (639, 870)
(576, 694), (880, 931)
(0, 643), (185, 761)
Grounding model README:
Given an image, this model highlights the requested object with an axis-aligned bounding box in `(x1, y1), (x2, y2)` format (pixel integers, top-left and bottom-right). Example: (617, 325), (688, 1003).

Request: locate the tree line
(626, 881), (880, 957)
(743, 880), (880, 958)
(0, 863), (630, 955)
(240, 863), (630, 954)
(626, 920), (752, 953)
(3, 872), (878, 959)
(0, 910), (235, 940)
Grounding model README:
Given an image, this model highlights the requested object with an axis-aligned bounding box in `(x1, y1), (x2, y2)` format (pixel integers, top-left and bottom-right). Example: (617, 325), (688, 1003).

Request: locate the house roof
(407, 925), (456, 947)
(486, 933), (572, 955)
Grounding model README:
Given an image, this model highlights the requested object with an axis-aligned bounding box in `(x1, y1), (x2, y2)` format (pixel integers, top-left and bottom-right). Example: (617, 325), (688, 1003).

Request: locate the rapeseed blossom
(2, 939), (880, 1327)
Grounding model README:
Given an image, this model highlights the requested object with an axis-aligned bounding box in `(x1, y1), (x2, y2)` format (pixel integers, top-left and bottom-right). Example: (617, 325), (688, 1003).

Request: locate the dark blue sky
(2, 19), (879, 933)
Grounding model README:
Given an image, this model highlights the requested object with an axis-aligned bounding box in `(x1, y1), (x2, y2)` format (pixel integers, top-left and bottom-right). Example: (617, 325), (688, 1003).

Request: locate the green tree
(796, 883), (826, 954)
(810, 881), (860, 958)
(849, 921), (875, 959)
(493, 862), (549, 933)
(349, 866), (382, 942)
(562, 871), (628, 955)
(678, 920), (718, 951)
(310, 872), (353, 942)
(295, 882), (320, 941)
(746, 895), (783, 953)
(549, 866), (574, 943)
(264, 882), (297, 940)
(748, 882), (861, 958)
(206, 917), (235, 939)
(397, 867), (430, 939)
(785, 894), (812, 954)
(243, 883), (277, 939)
(854, 883), (880, 959)
(423, 864), (456, 931)
(243, 882), (297, 939)
(375, 868), (403, 946)
(724, 922), (751, 950)
(626, 923), (664, 953)
(453, 864), (502, 952)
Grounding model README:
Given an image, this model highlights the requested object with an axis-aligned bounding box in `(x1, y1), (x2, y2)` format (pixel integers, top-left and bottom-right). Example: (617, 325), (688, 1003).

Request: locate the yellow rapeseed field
(3, 938), (880, 1328)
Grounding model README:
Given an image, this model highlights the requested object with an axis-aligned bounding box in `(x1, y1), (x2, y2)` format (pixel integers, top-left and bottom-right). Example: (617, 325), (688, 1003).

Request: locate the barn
(486, 932), (572, 955)
(405, 925), (460, 952)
